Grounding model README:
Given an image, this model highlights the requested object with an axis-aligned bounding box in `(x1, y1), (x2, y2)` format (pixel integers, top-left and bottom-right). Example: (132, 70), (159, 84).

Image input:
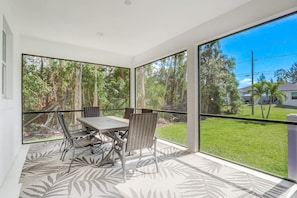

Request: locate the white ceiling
(8, 0), (252, 56)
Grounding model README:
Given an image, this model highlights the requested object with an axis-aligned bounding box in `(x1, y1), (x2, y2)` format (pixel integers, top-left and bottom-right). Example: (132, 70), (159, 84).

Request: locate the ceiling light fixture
(124, 0), (132, 6)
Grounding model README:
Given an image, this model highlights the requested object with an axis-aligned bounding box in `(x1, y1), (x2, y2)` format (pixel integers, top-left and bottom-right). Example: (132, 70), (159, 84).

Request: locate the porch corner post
(186, 46), (199, 152)
(287, 114), (297, 181)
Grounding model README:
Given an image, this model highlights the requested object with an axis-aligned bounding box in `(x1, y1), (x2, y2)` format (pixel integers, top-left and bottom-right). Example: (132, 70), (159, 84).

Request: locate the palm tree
(248, 80), (267, 118)
(265, 81), (287, 118)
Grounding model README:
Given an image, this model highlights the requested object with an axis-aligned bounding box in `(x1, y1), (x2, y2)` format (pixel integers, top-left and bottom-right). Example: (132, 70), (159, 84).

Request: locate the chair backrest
(123, 108), (134, 119)
(57, 113), (74, 146)
(84, 107), (100, 117)
(141, 108), (153, 113)
(126, 113), (158, 152)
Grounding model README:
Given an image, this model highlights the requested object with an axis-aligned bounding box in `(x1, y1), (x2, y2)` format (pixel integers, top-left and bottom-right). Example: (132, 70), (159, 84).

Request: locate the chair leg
(61, 145), (71, 161)
(122, 142), (127, 182)
(59, 138), (67, 160)
(60, 150), (65, 160)
(111, 140), (116, 165)
(139, 149), (142, 160)
(68, 148), (75, 173)
(60, 148), (67, 160)
(101, 151), (104, 160)
(59, 138), (65, 152)
(91, 145), (94, 154)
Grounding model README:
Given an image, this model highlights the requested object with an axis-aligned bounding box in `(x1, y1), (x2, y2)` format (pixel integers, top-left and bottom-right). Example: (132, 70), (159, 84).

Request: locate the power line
(255, 53), (297, 61)
(235, 52), (297, 65)
(236, 70), (275, 78)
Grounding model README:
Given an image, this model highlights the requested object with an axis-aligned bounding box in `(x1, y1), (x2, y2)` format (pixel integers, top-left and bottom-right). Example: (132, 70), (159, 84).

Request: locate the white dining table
(77, 116), (129, 166)
(77, 116), (129, 133)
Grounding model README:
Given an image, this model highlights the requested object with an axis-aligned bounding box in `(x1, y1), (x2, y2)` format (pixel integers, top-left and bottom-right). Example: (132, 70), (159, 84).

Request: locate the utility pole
(251, 51), (254, 115)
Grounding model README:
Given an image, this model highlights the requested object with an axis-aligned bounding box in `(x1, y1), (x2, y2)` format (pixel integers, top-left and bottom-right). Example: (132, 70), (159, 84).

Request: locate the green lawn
(200, 118), (287, 177)
(156, 122), (187, 146)
(238, 104), (297, 120)
(156, 104), (294, 178)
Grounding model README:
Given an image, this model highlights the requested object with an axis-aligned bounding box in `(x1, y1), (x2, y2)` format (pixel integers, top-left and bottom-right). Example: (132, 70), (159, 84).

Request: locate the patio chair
(120, 108), (135, 138)
(57, 111), (90, 153)
(114, 113), (159, 182)
(57, 113), (101, 173)
(83, 106), (101, 133)
(141, 108), (153, 113)
(123, 108), (134, 119)
(84, 106), (100, 117)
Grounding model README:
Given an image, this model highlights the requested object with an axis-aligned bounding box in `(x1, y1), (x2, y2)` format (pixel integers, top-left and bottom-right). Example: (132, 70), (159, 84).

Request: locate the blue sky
(219, 13), (297, 88)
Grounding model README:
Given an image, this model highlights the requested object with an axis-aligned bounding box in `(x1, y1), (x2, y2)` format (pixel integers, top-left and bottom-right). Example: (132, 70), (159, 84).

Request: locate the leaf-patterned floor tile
(19, 140), (294, 198)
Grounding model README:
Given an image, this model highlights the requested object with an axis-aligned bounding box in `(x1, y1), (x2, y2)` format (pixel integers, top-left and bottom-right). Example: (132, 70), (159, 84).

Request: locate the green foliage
(23, 55), (130, 112)
(136, 51), (187, 111)
(200, 41), (242, 114)
(22, 55), (130, 134)
(248, 80), (287, 118)
(274, 62), (297, 83)
(257, 73), (266, 82)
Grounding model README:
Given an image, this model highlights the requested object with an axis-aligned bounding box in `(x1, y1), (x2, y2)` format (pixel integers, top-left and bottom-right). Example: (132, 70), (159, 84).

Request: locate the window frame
(291, 92), (297, 100)
(2, 30), (6, 98)
(197, 11), (297, 181)
(2, 16), (13, 100)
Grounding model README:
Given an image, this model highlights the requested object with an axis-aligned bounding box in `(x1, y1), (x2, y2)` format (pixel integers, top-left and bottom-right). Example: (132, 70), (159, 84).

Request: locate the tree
(23, 55), (130, 131)
(200, 41), (241, 114)
(249, 80), (287, 119)
(274, 62), (297, 84)
(226, 73), (243, 113)
(265, 81), (287, 118)
(286, 62), (297, 83)
(74, 63), (82, 122)
(274, 69), (287, 83)
(136, 51), (187, 111)
(257, 73), (266, 82)
(93, 64), (98, 106)
(248, 80), (266, 118)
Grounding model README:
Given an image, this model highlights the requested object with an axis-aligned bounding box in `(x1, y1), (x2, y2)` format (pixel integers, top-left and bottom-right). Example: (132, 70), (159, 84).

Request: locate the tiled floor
(0, 140), (297, 198)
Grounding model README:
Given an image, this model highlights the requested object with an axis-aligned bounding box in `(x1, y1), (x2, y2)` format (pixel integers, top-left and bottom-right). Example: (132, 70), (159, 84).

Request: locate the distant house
(239, 83), (297, 106)
(279, 84), (297, 106)
(240, 86), (251, 104)
(239, 85), (269, 104)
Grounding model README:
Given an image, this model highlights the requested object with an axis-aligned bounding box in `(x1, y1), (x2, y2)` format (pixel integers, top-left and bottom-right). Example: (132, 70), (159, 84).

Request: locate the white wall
(0, 0), (22, 187)
(283, 91), (297, 106)
(21, 36), (133, 68)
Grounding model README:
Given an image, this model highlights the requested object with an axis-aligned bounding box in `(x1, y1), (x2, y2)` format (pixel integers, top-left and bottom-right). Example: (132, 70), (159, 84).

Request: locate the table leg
(97, 131), (117, 166)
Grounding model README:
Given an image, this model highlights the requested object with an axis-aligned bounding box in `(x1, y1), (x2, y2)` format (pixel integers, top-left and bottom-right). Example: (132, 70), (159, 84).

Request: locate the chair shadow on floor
(19, 140), (294, 198)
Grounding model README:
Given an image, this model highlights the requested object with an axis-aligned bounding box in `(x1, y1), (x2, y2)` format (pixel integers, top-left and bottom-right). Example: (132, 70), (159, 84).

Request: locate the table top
(77, 116), (129, 133)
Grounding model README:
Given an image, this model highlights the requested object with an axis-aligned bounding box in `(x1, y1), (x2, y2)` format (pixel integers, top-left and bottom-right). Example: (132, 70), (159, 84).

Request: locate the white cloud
(239, 78), (251, 87)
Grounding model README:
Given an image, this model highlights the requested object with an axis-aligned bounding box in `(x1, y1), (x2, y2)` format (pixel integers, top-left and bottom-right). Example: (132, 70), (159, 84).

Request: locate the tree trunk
(51, 59), (58, 105)
(266, 98), (273, 119)
(74, 64), (82, 121)
(139, 67), (145, 107)
(93, 65), (98, 106)
(169, 56), (177, 106)
(180, 71), (186, 104)
(260, 103), (265, 118)
(120, 67), (125, 78)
